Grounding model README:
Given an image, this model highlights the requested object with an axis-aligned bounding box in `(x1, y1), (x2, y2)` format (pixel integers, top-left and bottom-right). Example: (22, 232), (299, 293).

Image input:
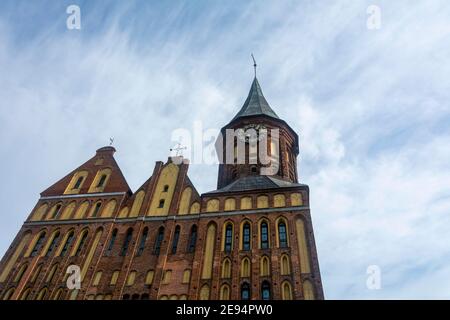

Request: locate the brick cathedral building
(0, 76), (324, 300)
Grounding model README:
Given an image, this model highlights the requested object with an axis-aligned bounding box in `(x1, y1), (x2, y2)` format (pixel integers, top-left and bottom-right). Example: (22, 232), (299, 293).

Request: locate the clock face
(237, 124), (267, 142)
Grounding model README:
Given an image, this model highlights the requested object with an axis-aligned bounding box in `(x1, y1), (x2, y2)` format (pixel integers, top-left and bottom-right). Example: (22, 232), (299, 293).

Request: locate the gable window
(153, 227), (164, 255)
(163, 185), (169, 192)
(74, 231), (88, 256)
(97, 174), (107, 188)
(52, 204), (62, 219)
(137, 228), (148, 256)
(158, 199), (165, 208)
(120, 229), (133, 256)
(60, 232), (74, 257)
(187, 225), (197, 253)
(73, 176), (84, 190)
(31, 232), (46, 257)
(92, 202), (102, 217)
(171, 226), (180, 254)
(45, 232), (60, 257)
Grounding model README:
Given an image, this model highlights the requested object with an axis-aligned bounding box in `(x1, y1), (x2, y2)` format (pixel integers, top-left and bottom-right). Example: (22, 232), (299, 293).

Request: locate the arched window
(51, 204), (62, 219)
(122, 294), (130, 300)
(242, 222), (251, 251)
(260, 256), (270, 276)
(278, 221), (288, 248)
(30, 232), (47, 257)
(282, 281), (293, 300)
(241, 282), (250, 300)
(120, 229), (133, 256)
(97, 174), (107, 188)
(126, 271), (137, 286)
(224, 223), (233, 252)
(162, 270), (172, 284)
(13, 264), (28, 283)
(241, 257), (251, 278)
(158, 199), (165, 208)
(20, 288), (31, 300)
(141, 294), (149, 300)
(46, 264), (58, 283)
(3, 288), (15, 300)
(261, 281), (271, 300)
(182, 269), (191, 284)
(220, 284), (230, 300)
(93, 271), (102, 286)
(221, 258), (231, 278)
(145, 270), (154, 285)
(163, 185), (169, 192)
(153, 227), (164, 255)
(73, 176), (84, 190)
(171, 225), (180, 254)
(106, 229), (118, 256)
(187, 225), (197, 253)
(280, 254), (291, 275)
(36, 288), (48, 300)
(91, 202), (102, 218)
(137, 227), (148, 256)
(59, 231), (74, 257)
(45, 231), (60, 257)
(73, 230), (88, 257)
(199, 285), (210, 300)
(260, 221), (269, 249)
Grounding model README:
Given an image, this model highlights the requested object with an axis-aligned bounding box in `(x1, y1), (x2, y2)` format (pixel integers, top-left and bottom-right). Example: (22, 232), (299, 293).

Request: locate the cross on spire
(251, 53), (257, 78)
(109, 137), (114, 146)
(170, 142), (187, 157)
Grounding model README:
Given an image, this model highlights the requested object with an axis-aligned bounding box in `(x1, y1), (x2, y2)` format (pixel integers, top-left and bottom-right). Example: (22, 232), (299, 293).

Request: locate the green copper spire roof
(231, 77), (279, 121)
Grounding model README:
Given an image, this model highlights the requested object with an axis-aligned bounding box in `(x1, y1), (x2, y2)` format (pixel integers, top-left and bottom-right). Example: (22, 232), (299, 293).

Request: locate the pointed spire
(231, 77), (279, 121)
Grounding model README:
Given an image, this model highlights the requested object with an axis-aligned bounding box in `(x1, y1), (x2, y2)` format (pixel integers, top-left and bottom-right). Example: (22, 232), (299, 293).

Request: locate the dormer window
(163, 185), (169, 192)
(158, 199), (165, 208)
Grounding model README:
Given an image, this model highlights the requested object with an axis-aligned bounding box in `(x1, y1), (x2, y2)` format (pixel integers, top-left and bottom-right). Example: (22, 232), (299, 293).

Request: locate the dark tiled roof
(205, 175), (305, 194)
(231, 77), (279, 121)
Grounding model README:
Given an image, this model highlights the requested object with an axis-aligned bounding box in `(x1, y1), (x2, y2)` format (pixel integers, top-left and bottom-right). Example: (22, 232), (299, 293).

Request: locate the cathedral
(0, 75), (324, 300)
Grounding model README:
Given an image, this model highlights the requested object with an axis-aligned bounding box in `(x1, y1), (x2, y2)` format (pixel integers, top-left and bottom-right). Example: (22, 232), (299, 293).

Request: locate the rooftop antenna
(170, 142), (187, 157)
(251, 53), (257, 78)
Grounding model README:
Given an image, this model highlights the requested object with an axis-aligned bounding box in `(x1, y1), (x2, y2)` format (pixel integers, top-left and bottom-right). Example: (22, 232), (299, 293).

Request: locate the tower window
(187, 225), (197, 253)
(163, 185), (169, 192)
(260, 222), (269, 249)
(153, 227), (164, 255)
(261, 281), (271, 300)
(158, 199), (165, 208)
(242, 222), (251, 251)
(278, 221), (288, 248)
(171, 226), (180, 254)
(73, 176), (84, 190)
(120, 229), (133, 256)
(97, 174), (107, 188)
(251, 166), (257, 174)
(224, 224), (233, 252)
(241, 282), (250, 300)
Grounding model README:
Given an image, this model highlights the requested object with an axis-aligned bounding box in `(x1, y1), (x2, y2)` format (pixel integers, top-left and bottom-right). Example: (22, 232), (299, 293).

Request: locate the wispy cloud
(1, 0), (450, 299)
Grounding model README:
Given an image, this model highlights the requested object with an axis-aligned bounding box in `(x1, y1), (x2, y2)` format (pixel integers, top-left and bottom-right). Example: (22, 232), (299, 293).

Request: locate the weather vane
(251, 53), (257, 77)
(109, 137), (114, 146)
(170, 142), (187, 157)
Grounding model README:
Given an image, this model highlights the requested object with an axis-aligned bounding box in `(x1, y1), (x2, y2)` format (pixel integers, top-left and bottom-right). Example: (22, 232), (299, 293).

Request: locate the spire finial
(251, 53), (257, 78)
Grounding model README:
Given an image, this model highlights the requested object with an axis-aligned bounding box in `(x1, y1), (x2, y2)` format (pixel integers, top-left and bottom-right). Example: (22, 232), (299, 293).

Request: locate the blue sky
(1, 0), (450, 299)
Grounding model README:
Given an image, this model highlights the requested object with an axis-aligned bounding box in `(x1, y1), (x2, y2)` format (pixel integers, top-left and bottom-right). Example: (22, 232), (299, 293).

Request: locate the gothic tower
(0, 75), (324, 300)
